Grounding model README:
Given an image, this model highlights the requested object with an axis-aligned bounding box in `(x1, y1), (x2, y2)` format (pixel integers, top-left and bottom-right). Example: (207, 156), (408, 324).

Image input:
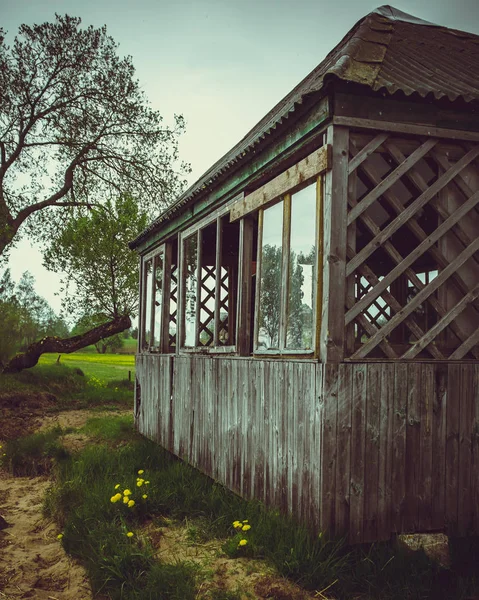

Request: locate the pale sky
(2, 0), (479, 315)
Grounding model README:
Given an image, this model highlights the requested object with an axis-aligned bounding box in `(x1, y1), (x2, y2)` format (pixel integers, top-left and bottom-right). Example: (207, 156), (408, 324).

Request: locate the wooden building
(130, 6), (479, 543)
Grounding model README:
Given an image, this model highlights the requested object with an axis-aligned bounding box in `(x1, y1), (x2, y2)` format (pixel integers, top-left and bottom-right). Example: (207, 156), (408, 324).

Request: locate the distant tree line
(0, 269), (69, 366)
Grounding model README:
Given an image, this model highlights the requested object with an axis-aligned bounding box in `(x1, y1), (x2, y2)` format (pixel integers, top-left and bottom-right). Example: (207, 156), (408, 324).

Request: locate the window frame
(177, 197), (243, 354)
(253, 178), (322, 357)
(139, 241), (177, 354)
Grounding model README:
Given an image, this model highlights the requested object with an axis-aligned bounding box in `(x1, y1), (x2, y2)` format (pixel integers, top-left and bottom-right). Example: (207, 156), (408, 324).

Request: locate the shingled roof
(131, 5), (479, 249)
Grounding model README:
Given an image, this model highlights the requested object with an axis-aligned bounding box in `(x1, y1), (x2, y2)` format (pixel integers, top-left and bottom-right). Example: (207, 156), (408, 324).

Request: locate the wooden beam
(230, 145), (331, 222)
(352, 236), (479, 359)
(320, 126), (349, 363)
(214, 216), (222, 347)
(236, 217), (254, 355)
(449, 326), (479, 360)
(348, 139), (479, 358)
(333, 116), (479, 143)
(348, 132), (388, 175)
(346, 144), (479, 277)
(402, 283), (479, 359)
(345, 190), (479, 325)
(347, 138), (438, 226)
(161, 243), (172, 353)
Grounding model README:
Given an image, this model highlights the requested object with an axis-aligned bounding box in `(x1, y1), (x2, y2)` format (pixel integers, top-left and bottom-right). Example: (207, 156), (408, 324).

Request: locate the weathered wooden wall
(135, 356), (479, 543)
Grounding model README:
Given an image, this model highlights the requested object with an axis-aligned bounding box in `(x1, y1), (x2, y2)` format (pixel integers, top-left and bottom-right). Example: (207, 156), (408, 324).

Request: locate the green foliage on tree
(0, 14), (188, 258)
(0, 268), (69, 366)
(0, 269), (21, 365)
(44, 194), (148, 321)
(258, 244), (283, 347)
(0, 14), (188, 372)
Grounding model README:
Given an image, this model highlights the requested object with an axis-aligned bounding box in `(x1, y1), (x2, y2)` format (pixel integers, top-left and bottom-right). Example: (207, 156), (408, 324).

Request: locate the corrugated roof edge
(130, 5), (479, 250)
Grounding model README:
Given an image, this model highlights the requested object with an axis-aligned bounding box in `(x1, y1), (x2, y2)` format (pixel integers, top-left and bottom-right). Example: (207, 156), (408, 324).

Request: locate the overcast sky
(3, 0), (479, 315)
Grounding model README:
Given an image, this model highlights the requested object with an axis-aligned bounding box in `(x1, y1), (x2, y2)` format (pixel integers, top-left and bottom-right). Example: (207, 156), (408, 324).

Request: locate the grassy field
(39, 351), (135, 382)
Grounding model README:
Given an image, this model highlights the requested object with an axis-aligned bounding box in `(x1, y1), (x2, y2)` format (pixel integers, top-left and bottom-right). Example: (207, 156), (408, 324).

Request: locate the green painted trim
(135, 95), (331, 255)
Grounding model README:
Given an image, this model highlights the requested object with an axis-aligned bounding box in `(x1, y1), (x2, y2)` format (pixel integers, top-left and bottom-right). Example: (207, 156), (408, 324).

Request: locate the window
(255, 181), (319, 354)
(140, 239), (178, 353)
(179, 214), (240, 350)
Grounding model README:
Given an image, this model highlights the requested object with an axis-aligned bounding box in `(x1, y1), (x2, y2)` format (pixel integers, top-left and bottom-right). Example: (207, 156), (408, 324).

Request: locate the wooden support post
(161, 243), (173, 353)
(320, 125), (349, 363)
(236, 217), (254, 355)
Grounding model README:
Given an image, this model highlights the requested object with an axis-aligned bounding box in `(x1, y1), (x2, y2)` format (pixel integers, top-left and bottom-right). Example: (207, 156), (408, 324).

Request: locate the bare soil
(0, 394), (317, 600)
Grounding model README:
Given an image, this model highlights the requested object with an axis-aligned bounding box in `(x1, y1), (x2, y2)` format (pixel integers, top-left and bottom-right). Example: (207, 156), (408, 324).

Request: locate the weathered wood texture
(345, 132), (479, 361)
(136, 357), (479, 543)
(230, 145), (331, 222)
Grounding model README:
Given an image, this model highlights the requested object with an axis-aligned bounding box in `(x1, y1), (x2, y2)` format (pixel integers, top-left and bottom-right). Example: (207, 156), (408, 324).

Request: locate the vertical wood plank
(404, 363), (421, 532)
(472, 365), (479, 534)
(458, 364), (473, 535)
(263, 360), (272, 508)
(446, 364), (461, 536)
(349, 363), (366, 543)
(320, 364), (339, 535)
(391, 363), (407, 533)
(299, 363), (313, 523)
(431, 364), (447, 530)
(320, 125), (349, 363)
(418, 364), (433, 532)
(311, 364), (323, 532)
(335, 364), (352, 537)
(363, 363), (381, 542)
(378, 363), (394, 541)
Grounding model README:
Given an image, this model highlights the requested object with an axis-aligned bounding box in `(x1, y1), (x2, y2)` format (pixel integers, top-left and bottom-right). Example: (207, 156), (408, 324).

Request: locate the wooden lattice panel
(168, 266), (178, 349)
(345, 133), (479, 360)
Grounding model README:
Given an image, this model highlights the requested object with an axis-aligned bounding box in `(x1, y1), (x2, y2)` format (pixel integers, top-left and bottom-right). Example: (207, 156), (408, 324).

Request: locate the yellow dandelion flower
(123, 496), (129, 504)
(142, 494), (148, 499)
(110, 495), (118, 503)
(238, 539), (247, 547)
(138, 469), (144, 475)
(123, 489), (132, 496)
(114, 484), (120, 490)
(144, 480), (150, 485)
(243, 520), (249, 523)
(136, 480), (144, 487)
(126, 532), (134, 538)
(128, 500), (135, 508)
(242, 524), (251, 532)
(232, 521), (242, 530)
(57, 533), (64, 540)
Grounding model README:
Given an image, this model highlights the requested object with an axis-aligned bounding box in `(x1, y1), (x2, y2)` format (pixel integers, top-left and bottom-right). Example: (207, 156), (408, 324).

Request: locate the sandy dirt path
(0, 473), (92, 599)
(0, 409), (128, 600)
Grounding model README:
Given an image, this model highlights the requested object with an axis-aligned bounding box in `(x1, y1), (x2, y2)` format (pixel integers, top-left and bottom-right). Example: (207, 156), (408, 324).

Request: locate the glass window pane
(152, 253), (164, 348)
(257, 201), (283, 350)
(286, 184), (316, 350)
(183, 234), (198, 347)
(142, 259), (153, 349)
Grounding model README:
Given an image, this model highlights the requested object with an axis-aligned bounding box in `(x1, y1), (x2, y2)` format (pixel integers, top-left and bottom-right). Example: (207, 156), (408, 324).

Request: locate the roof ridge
(373, 5), (437, 27)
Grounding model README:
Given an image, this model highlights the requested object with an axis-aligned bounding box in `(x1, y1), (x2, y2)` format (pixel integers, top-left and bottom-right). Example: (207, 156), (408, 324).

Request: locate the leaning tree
(0, 15), (188, 372)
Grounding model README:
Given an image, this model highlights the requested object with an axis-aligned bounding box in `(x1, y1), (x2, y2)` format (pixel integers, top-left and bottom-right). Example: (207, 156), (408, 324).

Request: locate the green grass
(40, 419), (479, 600)
(74, 336), (137, 355)
(39, 351), (135, 382)
(81, 414), (136, 442)
(3, 362), (478, 600)
(2, 427), (69, 476)
(0, 360), (134, 411)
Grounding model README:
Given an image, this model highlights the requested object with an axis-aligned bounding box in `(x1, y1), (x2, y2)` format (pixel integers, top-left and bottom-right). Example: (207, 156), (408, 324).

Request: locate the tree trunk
(2, 314), (131, 373)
